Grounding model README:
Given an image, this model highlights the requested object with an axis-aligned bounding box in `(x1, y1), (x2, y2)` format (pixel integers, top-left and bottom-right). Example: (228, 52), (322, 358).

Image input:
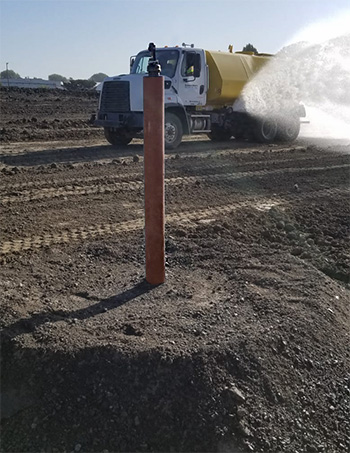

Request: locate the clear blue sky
(1, 0), (349, 80)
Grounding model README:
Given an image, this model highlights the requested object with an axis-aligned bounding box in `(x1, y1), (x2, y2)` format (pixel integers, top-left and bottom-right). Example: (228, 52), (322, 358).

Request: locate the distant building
(0, 78), (63, 89)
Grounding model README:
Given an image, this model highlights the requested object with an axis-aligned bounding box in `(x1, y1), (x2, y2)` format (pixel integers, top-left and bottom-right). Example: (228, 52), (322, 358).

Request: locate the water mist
(238, 12), (350, 142)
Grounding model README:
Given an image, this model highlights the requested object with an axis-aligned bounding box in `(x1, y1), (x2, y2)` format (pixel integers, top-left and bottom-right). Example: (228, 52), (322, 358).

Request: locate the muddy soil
(1, 88), (350, 453)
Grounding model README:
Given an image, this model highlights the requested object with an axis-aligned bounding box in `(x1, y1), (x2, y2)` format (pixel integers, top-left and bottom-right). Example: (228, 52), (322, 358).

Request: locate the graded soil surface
(1, 88), (350, 453)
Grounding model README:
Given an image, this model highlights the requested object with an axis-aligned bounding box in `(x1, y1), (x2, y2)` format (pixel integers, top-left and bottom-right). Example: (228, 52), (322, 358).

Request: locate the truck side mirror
(130, 56), (136, 70)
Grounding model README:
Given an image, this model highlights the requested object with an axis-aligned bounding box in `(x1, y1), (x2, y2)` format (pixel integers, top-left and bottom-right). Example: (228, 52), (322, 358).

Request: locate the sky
(0, 0), (350, 80)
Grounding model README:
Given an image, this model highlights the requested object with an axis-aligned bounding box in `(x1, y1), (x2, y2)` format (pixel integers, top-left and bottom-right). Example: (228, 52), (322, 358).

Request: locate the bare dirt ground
(1, 88), (350, 453)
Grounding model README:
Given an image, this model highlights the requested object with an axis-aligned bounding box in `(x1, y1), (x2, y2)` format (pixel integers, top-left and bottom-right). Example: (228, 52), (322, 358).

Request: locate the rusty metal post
(143, 43), (165, 285)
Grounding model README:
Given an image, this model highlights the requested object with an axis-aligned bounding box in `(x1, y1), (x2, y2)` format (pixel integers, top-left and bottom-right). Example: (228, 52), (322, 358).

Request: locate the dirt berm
(0, 87), (350, 453)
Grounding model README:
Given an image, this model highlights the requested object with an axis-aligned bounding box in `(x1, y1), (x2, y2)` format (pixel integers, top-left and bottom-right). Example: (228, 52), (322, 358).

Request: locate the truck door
(177, 50), (206, 106)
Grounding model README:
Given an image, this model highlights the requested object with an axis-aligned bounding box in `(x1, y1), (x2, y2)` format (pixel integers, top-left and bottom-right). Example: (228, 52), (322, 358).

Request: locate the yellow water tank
(205, 50), (272, 107)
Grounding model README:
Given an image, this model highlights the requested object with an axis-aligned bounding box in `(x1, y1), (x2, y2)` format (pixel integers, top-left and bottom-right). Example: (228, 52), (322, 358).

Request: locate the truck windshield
(131, 49), (179, 78)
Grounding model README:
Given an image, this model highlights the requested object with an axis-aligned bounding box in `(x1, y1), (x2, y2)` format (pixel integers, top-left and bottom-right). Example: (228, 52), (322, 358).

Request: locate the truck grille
(100, 81), (130, 113)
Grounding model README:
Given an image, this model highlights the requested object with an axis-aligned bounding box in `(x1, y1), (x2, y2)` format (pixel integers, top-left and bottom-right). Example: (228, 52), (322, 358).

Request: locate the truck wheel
(165, 113), (183, 149)
(104, 128), (133, 146)
(253, 117), (278, 143)
(276, 117), (300, 142)
(207, 126), (232, 142)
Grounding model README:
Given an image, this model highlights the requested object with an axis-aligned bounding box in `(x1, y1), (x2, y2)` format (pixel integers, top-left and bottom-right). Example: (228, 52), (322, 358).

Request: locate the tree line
(0, 70), (108, 89)
(48, 72), (108, 89)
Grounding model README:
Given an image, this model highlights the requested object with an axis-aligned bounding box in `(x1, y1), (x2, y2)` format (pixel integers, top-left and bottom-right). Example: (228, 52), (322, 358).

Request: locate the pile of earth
(1, 86), (350, 453)
(1, 207), (350, 453)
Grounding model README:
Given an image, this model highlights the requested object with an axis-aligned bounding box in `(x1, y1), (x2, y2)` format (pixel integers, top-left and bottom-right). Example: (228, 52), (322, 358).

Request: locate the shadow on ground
(1, 280), (154, 343)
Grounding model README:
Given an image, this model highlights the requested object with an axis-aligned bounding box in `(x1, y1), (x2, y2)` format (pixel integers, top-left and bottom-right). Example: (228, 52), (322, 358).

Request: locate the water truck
(94, 44), (306, 149)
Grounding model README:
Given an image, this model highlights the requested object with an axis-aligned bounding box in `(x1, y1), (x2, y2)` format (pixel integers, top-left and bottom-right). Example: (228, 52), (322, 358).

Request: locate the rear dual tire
(253, 117), (278, 143)
(253, 117), (300, 143)
(276, 117), (300, 142)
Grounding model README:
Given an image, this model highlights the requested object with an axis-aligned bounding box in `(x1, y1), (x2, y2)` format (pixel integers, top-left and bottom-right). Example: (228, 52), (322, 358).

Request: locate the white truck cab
(132, 47), (207, 107)
(95, 46), (210, 149)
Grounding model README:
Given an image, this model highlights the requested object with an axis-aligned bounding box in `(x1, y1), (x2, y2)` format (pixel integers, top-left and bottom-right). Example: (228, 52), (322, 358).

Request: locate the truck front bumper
(94, 112), (144, 129)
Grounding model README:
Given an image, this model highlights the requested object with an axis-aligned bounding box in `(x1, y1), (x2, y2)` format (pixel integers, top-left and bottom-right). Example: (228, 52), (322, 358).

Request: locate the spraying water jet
(240, 17), (350, 144)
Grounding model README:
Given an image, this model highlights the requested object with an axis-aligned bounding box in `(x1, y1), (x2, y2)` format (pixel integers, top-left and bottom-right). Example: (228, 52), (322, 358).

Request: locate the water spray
(239, 13), (350, 142)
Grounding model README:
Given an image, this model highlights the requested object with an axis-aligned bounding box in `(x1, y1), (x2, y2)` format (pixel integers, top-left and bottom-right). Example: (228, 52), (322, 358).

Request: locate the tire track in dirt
(0, 159), (238, 192)
(0, 161), (234, 192)
(1, 163), (349, 204)
(0, 198), (277, 255)
(1, 186), (349, 255)
(0, 140), (108, 157)
(0, 148), (342, 182)
(0, 140), (263, 157)
(0, 172), (141, 192)
(0, 153), (346, 193)
(0, 140), (316, 165)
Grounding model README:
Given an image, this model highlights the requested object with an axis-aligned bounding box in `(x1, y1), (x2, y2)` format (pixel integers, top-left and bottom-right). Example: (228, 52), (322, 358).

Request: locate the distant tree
(0, 69), (20, 79)
(63, 78), (96, 90)
(242, 43), (258, 54)
(89, 72), (108, 83)
(48, 73), (68, 82)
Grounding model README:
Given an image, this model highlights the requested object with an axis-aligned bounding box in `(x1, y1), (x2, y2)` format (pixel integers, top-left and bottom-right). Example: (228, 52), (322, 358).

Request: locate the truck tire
(207, 126), (232, 142)
(253, 117), (278, 143)
(104, 128), (133, 146)
(165, 112), (183, 149)
(276, 117), (300, 142)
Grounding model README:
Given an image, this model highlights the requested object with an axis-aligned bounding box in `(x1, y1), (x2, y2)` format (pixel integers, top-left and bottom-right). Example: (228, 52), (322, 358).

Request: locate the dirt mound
(0, 88), (350, 452)
(1, 219), (349, 452)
